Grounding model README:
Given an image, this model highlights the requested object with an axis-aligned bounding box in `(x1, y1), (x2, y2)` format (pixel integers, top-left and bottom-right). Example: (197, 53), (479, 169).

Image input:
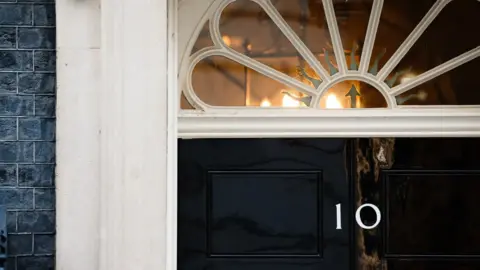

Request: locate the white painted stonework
(56, 0), (101, 269)
(56, 0), (176, 269)
(56, 0), (479, 270)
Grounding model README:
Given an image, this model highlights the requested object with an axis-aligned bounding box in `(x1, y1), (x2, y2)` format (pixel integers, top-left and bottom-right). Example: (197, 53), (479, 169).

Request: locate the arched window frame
(177, 0), (480, 138)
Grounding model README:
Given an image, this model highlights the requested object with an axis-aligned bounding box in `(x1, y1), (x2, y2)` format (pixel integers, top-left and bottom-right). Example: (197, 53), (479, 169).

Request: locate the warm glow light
(326, 94), (343, 109)
(222, 35), (232, 47)
(282, 94), (301, 107)
(400, 73), (416, 84)
(260, 98), (271, 107)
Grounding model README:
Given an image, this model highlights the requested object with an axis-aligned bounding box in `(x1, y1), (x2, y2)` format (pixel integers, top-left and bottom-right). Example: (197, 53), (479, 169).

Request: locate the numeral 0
(335, 203), (381, 230)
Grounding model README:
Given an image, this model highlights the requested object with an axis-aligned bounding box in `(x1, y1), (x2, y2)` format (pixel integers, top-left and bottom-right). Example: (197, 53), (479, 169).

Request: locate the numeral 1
(335, 203), (382, 230)
(335, 203), (342, 229)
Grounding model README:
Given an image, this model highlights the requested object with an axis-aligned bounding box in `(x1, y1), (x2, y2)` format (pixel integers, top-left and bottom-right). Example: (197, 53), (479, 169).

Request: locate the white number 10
(335, 203), (381, 230)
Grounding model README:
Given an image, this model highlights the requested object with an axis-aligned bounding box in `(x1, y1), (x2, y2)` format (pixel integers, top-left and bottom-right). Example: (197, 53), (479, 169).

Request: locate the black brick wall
(0, 0), (55, 269)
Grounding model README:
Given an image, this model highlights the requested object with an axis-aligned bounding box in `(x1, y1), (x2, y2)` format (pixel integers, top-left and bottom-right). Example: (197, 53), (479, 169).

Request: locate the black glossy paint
(178, 139), (352, 270)
(357, 138), (480, 270)
(179, 138), (480, 270)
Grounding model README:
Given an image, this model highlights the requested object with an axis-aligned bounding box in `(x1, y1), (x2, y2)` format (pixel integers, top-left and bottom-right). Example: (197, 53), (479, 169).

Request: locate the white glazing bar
(257, 0), (331, 82)
(209, 0), (234, 47)
(389, 46), (480, 96)
(376, 0), (451, 81)
(221, 50), (317, 95)
(322, 0), (348, 74)
(359, 0), (384, 74)
(188, 48), (318, 97)
(184, 47), (218, 110)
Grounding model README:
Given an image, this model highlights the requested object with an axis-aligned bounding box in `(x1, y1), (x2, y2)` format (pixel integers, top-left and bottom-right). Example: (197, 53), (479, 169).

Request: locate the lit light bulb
(260, 98), (271, 107)
(282, 94), (301, 107)
(326, 94), (343, 109)
(222, 35), (232, 47)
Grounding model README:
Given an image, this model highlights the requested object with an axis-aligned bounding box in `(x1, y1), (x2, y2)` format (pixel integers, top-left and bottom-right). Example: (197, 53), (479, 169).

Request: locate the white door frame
(55, 0), (479, 270)
(56, 0), (177, 269)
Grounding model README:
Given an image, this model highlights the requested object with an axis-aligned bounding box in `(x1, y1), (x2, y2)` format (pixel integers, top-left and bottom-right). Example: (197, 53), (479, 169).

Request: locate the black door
(178, 138), (353, 270)
(355, 138), (480, 270)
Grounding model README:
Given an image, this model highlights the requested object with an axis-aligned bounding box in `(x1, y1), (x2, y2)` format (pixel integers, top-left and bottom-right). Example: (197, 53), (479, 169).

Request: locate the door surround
(55, 1), (480, 270)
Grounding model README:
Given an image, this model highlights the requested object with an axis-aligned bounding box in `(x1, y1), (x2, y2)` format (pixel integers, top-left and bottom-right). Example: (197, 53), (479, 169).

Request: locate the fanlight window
(180, 0), (479, 110)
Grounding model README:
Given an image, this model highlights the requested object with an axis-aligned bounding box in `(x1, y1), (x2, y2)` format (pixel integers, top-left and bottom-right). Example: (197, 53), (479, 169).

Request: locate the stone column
(99, 0), (172, 269)
(56, 0), (101, 269)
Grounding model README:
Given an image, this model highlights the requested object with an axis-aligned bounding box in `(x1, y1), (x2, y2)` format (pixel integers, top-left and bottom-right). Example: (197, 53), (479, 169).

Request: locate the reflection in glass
(219, 0), (321, 84)
(396, 58), (480, 105)
(334, 0), (373, 64)
(190, 20), (214, 55)
(319, 81), (387, 109)
(191, 56), (311, 107)
(370, 0), (436, 72)
(182, 0), (480, 109)
(389, 0), (480, 105)
(180, 92), (194, 109)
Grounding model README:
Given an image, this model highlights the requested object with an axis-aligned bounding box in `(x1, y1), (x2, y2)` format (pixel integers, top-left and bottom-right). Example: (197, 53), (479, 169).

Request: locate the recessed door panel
(356, 138), (480, 270)
(178, 139), (352, 270)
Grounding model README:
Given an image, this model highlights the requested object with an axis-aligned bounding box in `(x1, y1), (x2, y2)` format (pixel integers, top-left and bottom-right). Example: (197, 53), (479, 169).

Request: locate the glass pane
(219, 0), (322, 85)
(184, 0), (479, 109)
(334, 0), (373, 71)
(369, 0), (436, 73)
(395, 58), (480, 105)
(387, 174), (480, 255)
(180, 93), (194, 110)
(272, 0), (334, 73)
(191, 20), (214, 55)
(192, 56), (311, 107)
(388, 0), (479, 105)
(319, 81), (387, 108)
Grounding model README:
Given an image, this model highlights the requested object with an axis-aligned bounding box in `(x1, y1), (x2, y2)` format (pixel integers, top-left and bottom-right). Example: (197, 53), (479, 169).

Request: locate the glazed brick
(18, 73), (55, 94)
(17, 256), (54, 270)
(17, 211), (55, 233)
(34, 95), (55, 116)
(0, 117), (16, 140)
(33, 234), (54, 254)
(0, 164), (16, 186)
(33, 4), (55, 26)
(0, 4), (32, 25)
(0, 51), (33, 71)
(0, 1), (56, 267)
(18, 0), (55, 2)
(33, 51), (55, 71)
(34, 142), (54, 163)
(18, 164), (54, 187)
(0, 27), (16, 48)
(0, 141), (34, 162)
(0, 73), (16, 93)
(18, 117), (55, 141)
(34, 188), (54, 209)
(18, 28), (55, 49)
(6, 211), (16, 232)
(7, 233), (33, 255)
(0, 188), (33, 209)
(0, 95), (34, 116)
